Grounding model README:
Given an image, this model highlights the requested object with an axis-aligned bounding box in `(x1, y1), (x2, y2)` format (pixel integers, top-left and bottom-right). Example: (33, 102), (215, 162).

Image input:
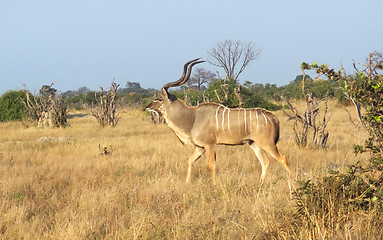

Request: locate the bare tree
(187, 68), (216, 90)
(207, 40), (261, 81)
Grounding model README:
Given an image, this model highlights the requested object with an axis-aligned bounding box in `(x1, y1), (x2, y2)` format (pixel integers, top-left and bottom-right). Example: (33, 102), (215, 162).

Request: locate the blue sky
(1, 0), (382, 94)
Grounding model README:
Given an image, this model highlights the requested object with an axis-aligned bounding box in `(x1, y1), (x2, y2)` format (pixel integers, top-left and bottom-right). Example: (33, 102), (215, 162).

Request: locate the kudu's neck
(164, 98), (195, 133)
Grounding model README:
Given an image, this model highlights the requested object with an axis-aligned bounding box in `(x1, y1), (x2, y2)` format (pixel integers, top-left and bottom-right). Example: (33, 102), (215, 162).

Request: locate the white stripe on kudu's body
(146, 58), (291, 185)
(237, 110), (241, 133)
(227, 108), (231, 133)
(249, 110), (252, 133)
(256, 111), (259, 132)
(244, 109), (247, 133)
(262, 111), (268, 126)
(215, 105), (221, 130)
(222, 107), (226, 131)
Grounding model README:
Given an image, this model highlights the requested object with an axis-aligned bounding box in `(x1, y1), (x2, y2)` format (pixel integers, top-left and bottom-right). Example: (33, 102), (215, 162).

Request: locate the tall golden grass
(0, 101), (372, 239)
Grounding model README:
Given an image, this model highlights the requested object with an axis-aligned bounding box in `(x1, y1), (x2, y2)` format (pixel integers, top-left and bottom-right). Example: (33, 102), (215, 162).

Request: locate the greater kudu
(146, 58), (291, 184)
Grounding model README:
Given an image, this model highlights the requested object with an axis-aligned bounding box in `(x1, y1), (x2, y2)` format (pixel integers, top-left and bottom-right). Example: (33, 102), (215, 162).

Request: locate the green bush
(242, 94), (282, 110)
(204, 78), (240, 107)
(205, 78), (283, 110)
(294, 161), (383, 236)
(172, 89), (204, 107)
(0, 90), (28, 122)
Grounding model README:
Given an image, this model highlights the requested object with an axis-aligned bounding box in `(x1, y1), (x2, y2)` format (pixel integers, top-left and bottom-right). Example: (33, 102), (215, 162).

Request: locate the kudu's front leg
(186, 146), (205, 184)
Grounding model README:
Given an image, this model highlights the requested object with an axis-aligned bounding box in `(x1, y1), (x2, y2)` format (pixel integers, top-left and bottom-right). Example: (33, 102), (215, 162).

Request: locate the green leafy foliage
(293, 161), (383, 238)
(279, 75), (345, 100)
(172, 89), (204, 107)
(204, 78), (240, 107)
(0, 90), (28, 122)
(65, 91), (98, 110)
(295, 161), (383, 214)
(242, 94), (281, 110)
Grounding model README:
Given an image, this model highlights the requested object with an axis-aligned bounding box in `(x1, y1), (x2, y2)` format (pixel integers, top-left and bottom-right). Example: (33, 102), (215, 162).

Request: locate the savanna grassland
(0, 101), (369, 239)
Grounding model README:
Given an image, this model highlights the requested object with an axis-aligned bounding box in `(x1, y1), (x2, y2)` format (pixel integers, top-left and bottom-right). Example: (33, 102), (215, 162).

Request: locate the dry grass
(0, 101), (371, 239)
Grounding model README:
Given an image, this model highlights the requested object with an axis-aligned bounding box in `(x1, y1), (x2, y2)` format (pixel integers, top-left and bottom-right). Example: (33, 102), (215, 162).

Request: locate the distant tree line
(61, 81), (157, 110)
(0, 75), (347, 123)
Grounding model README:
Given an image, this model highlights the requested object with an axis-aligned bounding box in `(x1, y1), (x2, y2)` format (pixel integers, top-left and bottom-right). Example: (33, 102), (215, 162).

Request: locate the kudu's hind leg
(205, 145), (217, 185)
(249, 143), (270, 181)
(186, 146), (205, 183)
(262, 145), (292, 192)
(262, 145), (291, 175)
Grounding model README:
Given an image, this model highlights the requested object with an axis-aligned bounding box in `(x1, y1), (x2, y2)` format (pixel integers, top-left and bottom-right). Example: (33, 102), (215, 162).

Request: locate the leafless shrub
(285, 96), (331, 148)
(282, 71), (331, 148)
(23, 83), (69, 127)
(91, 82), (120, 127)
